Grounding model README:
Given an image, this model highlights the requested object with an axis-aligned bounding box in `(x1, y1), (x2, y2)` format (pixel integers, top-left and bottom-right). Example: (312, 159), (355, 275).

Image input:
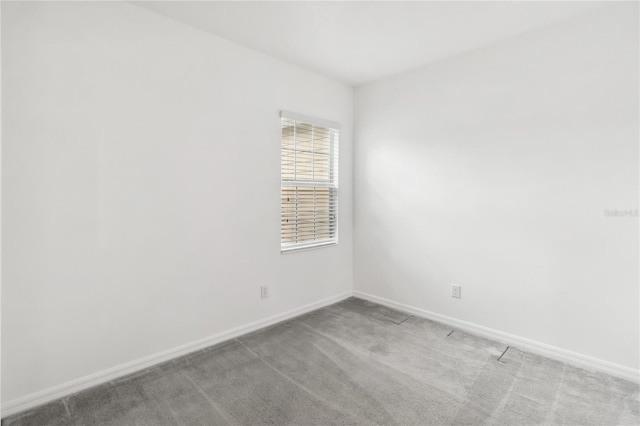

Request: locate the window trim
(280, 111), (340, 254)
(280, 110), (341, 132)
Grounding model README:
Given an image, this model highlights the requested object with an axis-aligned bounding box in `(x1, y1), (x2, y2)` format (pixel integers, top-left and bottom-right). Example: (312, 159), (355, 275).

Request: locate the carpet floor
(3, 297), (639, 425)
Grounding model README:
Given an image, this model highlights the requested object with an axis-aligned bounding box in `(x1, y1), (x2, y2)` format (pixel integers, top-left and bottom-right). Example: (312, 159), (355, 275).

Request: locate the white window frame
(280, 110), (340, 254)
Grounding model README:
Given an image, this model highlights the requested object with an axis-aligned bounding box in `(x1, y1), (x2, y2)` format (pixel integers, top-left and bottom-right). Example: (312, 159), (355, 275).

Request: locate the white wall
(2, 2), (353, 403)
(354, 4), (639, 370)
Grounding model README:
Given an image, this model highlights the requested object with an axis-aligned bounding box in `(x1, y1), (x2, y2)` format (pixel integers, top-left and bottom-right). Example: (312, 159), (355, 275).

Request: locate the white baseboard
(353, 290), (639, 384)
(1, 291), (352, 418)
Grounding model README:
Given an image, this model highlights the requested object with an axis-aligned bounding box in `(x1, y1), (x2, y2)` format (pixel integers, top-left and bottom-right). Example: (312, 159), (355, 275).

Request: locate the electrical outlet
(261, 286), (269, 299)
(451, 284), (461, 299)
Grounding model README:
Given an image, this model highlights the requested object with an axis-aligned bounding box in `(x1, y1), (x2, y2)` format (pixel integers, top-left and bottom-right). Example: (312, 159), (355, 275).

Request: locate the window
(280, 111), (339, 253)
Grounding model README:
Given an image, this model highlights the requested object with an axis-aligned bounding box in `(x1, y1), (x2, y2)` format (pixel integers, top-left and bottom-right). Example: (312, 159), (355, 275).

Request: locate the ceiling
(134, 1), (610, 87)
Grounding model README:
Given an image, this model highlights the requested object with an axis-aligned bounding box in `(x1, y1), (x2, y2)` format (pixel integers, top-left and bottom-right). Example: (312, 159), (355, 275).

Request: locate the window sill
(280, 240), (338, 254)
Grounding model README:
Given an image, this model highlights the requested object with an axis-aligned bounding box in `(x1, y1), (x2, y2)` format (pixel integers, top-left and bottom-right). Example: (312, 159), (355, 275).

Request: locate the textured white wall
(2, 2), (353, 403)
(354, 4), (639, 370)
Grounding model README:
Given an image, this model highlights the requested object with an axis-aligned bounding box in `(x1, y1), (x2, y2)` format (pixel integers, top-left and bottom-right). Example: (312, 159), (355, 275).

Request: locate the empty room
(1, 1), (638, 425)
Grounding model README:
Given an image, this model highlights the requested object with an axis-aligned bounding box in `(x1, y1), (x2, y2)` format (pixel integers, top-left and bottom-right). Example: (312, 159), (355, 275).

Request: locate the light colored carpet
(4, 297), (639, 425)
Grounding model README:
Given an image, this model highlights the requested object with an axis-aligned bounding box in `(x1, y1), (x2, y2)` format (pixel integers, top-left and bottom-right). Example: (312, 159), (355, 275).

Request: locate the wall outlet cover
(452, 284), (461, 299)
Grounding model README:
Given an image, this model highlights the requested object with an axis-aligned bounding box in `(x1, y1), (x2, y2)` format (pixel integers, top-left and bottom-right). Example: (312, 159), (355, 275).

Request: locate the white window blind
(280, 111), (339, 253)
